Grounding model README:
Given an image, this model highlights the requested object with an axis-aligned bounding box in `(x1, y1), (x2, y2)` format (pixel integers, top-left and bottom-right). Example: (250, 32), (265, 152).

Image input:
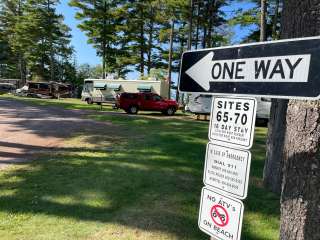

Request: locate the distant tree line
(68, 0), (231, 80)
(0, 0), (77, 85)
(0, 0), (281, 86)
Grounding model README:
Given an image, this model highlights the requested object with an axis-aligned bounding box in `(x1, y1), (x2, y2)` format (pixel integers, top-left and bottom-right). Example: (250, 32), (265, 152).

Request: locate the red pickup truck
(117, 92), (178, 115)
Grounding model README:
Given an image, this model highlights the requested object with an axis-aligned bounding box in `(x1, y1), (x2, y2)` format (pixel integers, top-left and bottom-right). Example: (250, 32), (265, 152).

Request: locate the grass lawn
(0, 95), (280, 240)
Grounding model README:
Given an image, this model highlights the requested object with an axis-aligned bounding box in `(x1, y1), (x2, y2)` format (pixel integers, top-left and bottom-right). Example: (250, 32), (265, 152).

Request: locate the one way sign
(178, 37), (320, 99)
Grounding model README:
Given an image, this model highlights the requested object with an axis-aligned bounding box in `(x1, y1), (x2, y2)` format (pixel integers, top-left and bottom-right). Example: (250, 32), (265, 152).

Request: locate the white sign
(186, 53), (311, 91)
(203, 143), (251, 199)
(199, 187), (244, 240)
(209, 97), (257, 149)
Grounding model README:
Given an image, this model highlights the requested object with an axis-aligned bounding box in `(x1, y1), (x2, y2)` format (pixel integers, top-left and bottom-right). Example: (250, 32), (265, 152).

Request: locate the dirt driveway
(0, 99), (113, 169)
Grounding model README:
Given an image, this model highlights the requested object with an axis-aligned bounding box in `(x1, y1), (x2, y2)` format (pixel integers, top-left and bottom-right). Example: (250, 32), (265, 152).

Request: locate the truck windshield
(84, 81), (93, 92)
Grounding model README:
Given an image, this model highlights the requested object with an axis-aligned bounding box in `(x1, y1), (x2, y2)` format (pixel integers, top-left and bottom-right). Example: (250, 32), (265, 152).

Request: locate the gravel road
(0, 99), (111, 169)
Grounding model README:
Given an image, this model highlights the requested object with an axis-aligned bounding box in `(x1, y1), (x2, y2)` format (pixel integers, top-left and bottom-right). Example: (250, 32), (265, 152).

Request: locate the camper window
(39, 83), (49, 89)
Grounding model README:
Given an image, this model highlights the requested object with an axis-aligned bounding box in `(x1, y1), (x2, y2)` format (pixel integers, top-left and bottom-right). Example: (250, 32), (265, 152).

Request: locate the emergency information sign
(179, 37), (320, 99)
(204, 143), (251, 199)
(209, 97), (257, 149)
(199, 187), (244, 240)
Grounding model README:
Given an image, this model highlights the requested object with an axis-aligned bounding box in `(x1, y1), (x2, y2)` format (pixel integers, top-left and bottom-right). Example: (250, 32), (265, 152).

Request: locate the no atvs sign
(199, 188), (244, 240)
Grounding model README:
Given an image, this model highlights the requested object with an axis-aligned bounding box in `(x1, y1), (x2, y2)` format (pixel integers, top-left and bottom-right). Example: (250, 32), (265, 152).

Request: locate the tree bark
(281, 100), (320, 240)
(168, 20), (174, 100)
(280, 1), (320, 239)
(263, 99), (288, 194)
(176, 26), (185, 102)
(17, 0), (26, 84)
(195, 2), (200, 50)
(260, 0), (267, 41)
(187, 0), (194, 50)
(102, 1), (107, 79)
(206, 0), (216, 48)
(147, 19), (153, 75)
(139, 5), (145, 77)
(47, 0), (54, 82)
(263, 0), (284, 194)
(271, 0), (280, 40)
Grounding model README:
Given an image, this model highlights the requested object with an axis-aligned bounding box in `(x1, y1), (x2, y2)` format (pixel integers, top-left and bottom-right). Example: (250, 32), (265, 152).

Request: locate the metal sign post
(198, 96), (257, 240)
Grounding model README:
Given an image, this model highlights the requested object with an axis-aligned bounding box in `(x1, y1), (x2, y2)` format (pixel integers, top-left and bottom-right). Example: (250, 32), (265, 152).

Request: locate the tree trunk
(263, 99), (288, 194)
(147, 11), (153, 75)
(260, 0), (267, 41)
(176, 27), (185, 102)
(263, 0), (285, 194)
(202, 1), (208, 49)
(102, 43), (106, 79)
(168, 20), (174, 100)
(17, 0), (26, 84)
(147, 28), (153, 75)
(271, 0), (280, 40)
(139, 6), (145, 77)
(206, 0), (216, 48)
(187, 0), (194, 50)
(48, 0), (54, 82)
(102, 2), (107, 79)
(195, 2), (200, 49)
(280, 1), (320, 239)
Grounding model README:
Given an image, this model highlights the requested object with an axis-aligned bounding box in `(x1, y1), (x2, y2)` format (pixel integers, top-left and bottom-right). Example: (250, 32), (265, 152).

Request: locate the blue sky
(56, 0), (256, 79)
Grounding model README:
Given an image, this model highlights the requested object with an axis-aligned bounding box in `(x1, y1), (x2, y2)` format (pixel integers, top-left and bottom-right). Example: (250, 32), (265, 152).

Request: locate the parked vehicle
(184, 94), (212, 115)
(16, 81), (72, 98)
(117, 92), (178, 115)
(81, 79), (169, 105)
(185, 94), (271, 122)
(0, 83), (16, 94)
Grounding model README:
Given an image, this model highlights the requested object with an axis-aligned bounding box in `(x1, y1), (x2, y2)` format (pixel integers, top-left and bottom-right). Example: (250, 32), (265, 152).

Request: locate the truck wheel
(86, 98), (93, 104)
(128, 105), (138, 114)
(166, 107), (175, 116)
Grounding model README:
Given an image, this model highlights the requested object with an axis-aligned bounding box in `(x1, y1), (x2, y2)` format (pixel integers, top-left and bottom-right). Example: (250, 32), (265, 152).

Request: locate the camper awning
(94, 82), (106, 89)
(107, 83), (121, 91)
(137, 84), (152, 92)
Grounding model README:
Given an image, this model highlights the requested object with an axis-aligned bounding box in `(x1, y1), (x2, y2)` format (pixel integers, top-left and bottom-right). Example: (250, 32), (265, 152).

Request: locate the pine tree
(229, 0), (282, 42)
(0, 0), (73, 81)
(69, 0), (124, 78)
(0, 0), (27, 81)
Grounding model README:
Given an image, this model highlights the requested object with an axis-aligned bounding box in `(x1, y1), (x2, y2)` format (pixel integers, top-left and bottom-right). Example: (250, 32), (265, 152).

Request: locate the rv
(16, 81), (72, 98)
(81, 79), (169, 104)
(185, 94), (271, 122)
(0, 83), (16, 94)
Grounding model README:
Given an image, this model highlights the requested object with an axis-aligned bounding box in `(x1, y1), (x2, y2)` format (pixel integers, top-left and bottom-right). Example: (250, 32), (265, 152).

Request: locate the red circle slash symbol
(210, 205), (229, 227)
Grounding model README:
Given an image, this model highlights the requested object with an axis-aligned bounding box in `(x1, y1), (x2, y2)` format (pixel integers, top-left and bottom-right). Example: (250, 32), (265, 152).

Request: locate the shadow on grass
(0, 97), (279, 239)
(0, 137), (207, 239)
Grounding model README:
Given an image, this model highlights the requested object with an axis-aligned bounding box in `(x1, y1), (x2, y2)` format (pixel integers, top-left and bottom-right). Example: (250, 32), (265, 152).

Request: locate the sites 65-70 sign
(178, 37), (320, 99)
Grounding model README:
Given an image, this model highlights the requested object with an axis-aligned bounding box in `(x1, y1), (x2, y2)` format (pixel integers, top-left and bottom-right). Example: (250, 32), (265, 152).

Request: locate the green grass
(0, 95), (280, 240)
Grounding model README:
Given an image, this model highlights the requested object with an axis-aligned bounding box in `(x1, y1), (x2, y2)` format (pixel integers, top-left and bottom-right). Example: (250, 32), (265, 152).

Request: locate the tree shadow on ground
(0, 98), (279, 239)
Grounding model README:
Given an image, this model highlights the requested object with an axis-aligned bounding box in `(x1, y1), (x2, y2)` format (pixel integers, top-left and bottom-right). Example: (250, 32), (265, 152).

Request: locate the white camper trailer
(185, 94), (271, 122)
(81, 79), (169, 104)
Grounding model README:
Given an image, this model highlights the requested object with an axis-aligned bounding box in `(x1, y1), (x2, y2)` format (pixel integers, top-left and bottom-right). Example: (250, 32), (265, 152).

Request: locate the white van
(185, 94), (271, 121)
